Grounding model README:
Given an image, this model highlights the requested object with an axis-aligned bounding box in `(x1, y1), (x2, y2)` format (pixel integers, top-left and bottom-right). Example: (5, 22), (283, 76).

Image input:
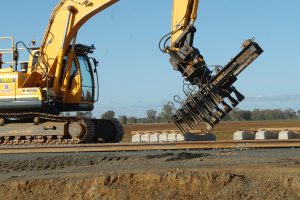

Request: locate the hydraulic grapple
(166, 39), (263, 134)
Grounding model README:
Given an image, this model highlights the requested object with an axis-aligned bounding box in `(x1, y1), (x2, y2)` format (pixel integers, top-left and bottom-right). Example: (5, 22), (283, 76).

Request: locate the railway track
(0, 140), (300, 154)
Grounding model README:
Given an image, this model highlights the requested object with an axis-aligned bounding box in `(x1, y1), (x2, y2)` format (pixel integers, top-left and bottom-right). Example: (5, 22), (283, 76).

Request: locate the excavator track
(92, 119), (124, 143)
(0, 113), (123, 145)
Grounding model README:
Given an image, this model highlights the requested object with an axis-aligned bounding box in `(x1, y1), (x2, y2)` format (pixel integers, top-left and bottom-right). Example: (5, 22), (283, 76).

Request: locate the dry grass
(122, 120), (300, 142)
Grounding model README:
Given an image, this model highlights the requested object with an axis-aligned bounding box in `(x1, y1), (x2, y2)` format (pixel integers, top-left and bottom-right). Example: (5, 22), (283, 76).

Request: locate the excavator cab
(0, 39), (99, 114)
(59, 44), (99, 112)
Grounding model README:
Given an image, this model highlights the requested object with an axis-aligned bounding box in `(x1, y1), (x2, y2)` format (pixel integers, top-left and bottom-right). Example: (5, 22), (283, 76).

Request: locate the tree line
(225, 108), (299, 121)
(63, 106), (300, 125)
(100, 104), (173, 125)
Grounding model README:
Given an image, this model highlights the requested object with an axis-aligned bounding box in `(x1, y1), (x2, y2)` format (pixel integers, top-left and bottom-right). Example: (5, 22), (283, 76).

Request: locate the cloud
(240, 94), (300, 110)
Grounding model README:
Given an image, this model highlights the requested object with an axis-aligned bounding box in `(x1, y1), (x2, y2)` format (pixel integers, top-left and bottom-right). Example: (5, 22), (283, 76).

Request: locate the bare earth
(0, 148), (300, 200)
(1, 121), (300, 199)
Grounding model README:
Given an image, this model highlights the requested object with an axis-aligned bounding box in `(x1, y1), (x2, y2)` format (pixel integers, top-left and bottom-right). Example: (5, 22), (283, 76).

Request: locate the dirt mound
(1, 170), (299, 200)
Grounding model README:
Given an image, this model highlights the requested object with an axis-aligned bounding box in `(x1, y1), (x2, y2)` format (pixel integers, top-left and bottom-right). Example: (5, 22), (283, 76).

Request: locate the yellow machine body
(0, 0), (199, 115)
(171, 0), (199, 49)
(0, 67), (43, 111)
(0, 44), (96, 113)
(0, 0), (263, 142)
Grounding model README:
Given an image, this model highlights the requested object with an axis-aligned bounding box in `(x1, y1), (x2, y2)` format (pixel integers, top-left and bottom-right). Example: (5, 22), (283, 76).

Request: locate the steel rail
(0, 140), (300, 154)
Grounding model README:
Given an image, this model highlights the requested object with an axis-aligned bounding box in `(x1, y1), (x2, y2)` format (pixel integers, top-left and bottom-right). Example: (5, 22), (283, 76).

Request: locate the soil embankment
(0, 149), (300, 199)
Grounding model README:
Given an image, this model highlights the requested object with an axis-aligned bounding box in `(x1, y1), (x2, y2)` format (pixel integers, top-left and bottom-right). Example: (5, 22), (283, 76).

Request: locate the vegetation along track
(0, 140), (300, 154)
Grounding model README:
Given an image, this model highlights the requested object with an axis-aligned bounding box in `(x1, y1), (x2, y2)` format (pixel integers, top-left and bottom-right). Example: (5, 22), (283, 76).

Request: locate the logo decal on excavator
(0, 77), (16, 83)
(0, 84), (12, 94)
(22, 88), (38, 94)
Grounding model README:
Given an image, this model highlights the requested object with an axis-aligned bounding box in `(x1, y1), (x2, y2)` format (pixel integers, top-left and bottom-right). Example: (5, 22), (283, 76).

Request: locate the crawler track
(0, 113), (123, 144)
(0, 140), (299, 154)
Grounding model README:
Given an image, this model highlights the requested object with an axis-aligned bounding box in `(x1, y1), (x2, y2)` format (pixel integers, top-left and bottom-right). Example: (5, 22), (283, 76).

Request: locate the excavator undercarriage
(0, 113), (123, 145)
(0, 38), (124, 145)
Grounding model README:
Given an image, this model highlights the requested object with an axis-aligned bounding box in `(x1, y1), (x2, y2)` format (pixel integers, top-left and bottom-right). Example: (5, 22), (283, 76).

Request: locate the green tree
(118, 115), (128, 125)
(240, 110), (252, 121)
(101, 110), (115, 120)
(252, 109), (263, 120)
(284, 108), (297, 119)
(159, 103), (173, 123)
(127, 116), (138, 124)
(228, 108), (242, 121)
(297, 110), (300, 119)
(146, 109), (157, 123)
(76, 111), (92, 118)
(156, 116), (163, 123)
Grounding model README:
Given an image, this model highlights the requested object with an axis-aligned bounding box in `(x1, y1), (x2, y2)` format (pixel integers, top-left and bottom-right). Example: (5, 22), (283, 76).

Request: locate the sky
(1, 0), (300, 117)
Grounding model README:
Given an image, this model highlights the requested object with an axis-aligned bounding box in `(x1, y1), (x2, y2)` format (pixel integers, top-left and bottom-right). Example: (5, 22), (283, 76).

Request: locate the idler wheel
(68, 122), (85, 139)
(0, 118), (5, 126)
(34, 117), (40, 125)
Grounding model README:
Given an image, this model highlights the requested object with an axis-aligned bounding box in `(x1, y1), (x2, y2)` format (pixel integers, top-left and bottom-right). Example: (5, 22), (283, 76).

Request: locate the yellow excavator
(0, 0), (263, 144)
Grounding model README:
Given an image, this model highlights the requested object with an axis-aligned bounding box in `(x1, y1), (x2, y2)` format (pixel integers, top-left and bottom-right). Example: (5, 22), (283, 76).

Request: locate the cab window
(77, 55), (94, 102)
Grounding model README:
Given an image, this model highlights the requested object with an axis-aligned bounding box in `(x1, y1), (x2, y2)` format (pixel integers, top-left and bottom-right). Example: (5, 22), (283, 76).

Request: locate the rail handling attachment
(171, 39), (263, 134)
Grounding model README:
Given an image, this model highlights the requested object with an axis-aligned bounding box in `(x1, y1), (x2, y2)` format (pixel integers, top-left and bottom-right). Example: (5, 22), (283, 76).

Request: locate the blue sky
(1, 0), (300, 117)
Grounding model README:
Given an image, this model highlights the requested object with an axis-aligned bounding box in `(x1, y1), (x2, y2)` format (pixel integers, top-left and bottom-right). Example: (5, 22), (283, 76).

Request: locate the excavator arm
(171, 0), (198, 48)
(161, 0), (264, 133)
(161, 0), (209, 85)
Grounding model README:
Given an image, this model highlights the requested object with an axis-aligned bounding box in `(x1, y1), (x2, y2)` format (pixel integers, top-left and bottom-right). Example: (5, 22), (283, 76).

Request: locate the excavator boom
(171, 0), (199, 49)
